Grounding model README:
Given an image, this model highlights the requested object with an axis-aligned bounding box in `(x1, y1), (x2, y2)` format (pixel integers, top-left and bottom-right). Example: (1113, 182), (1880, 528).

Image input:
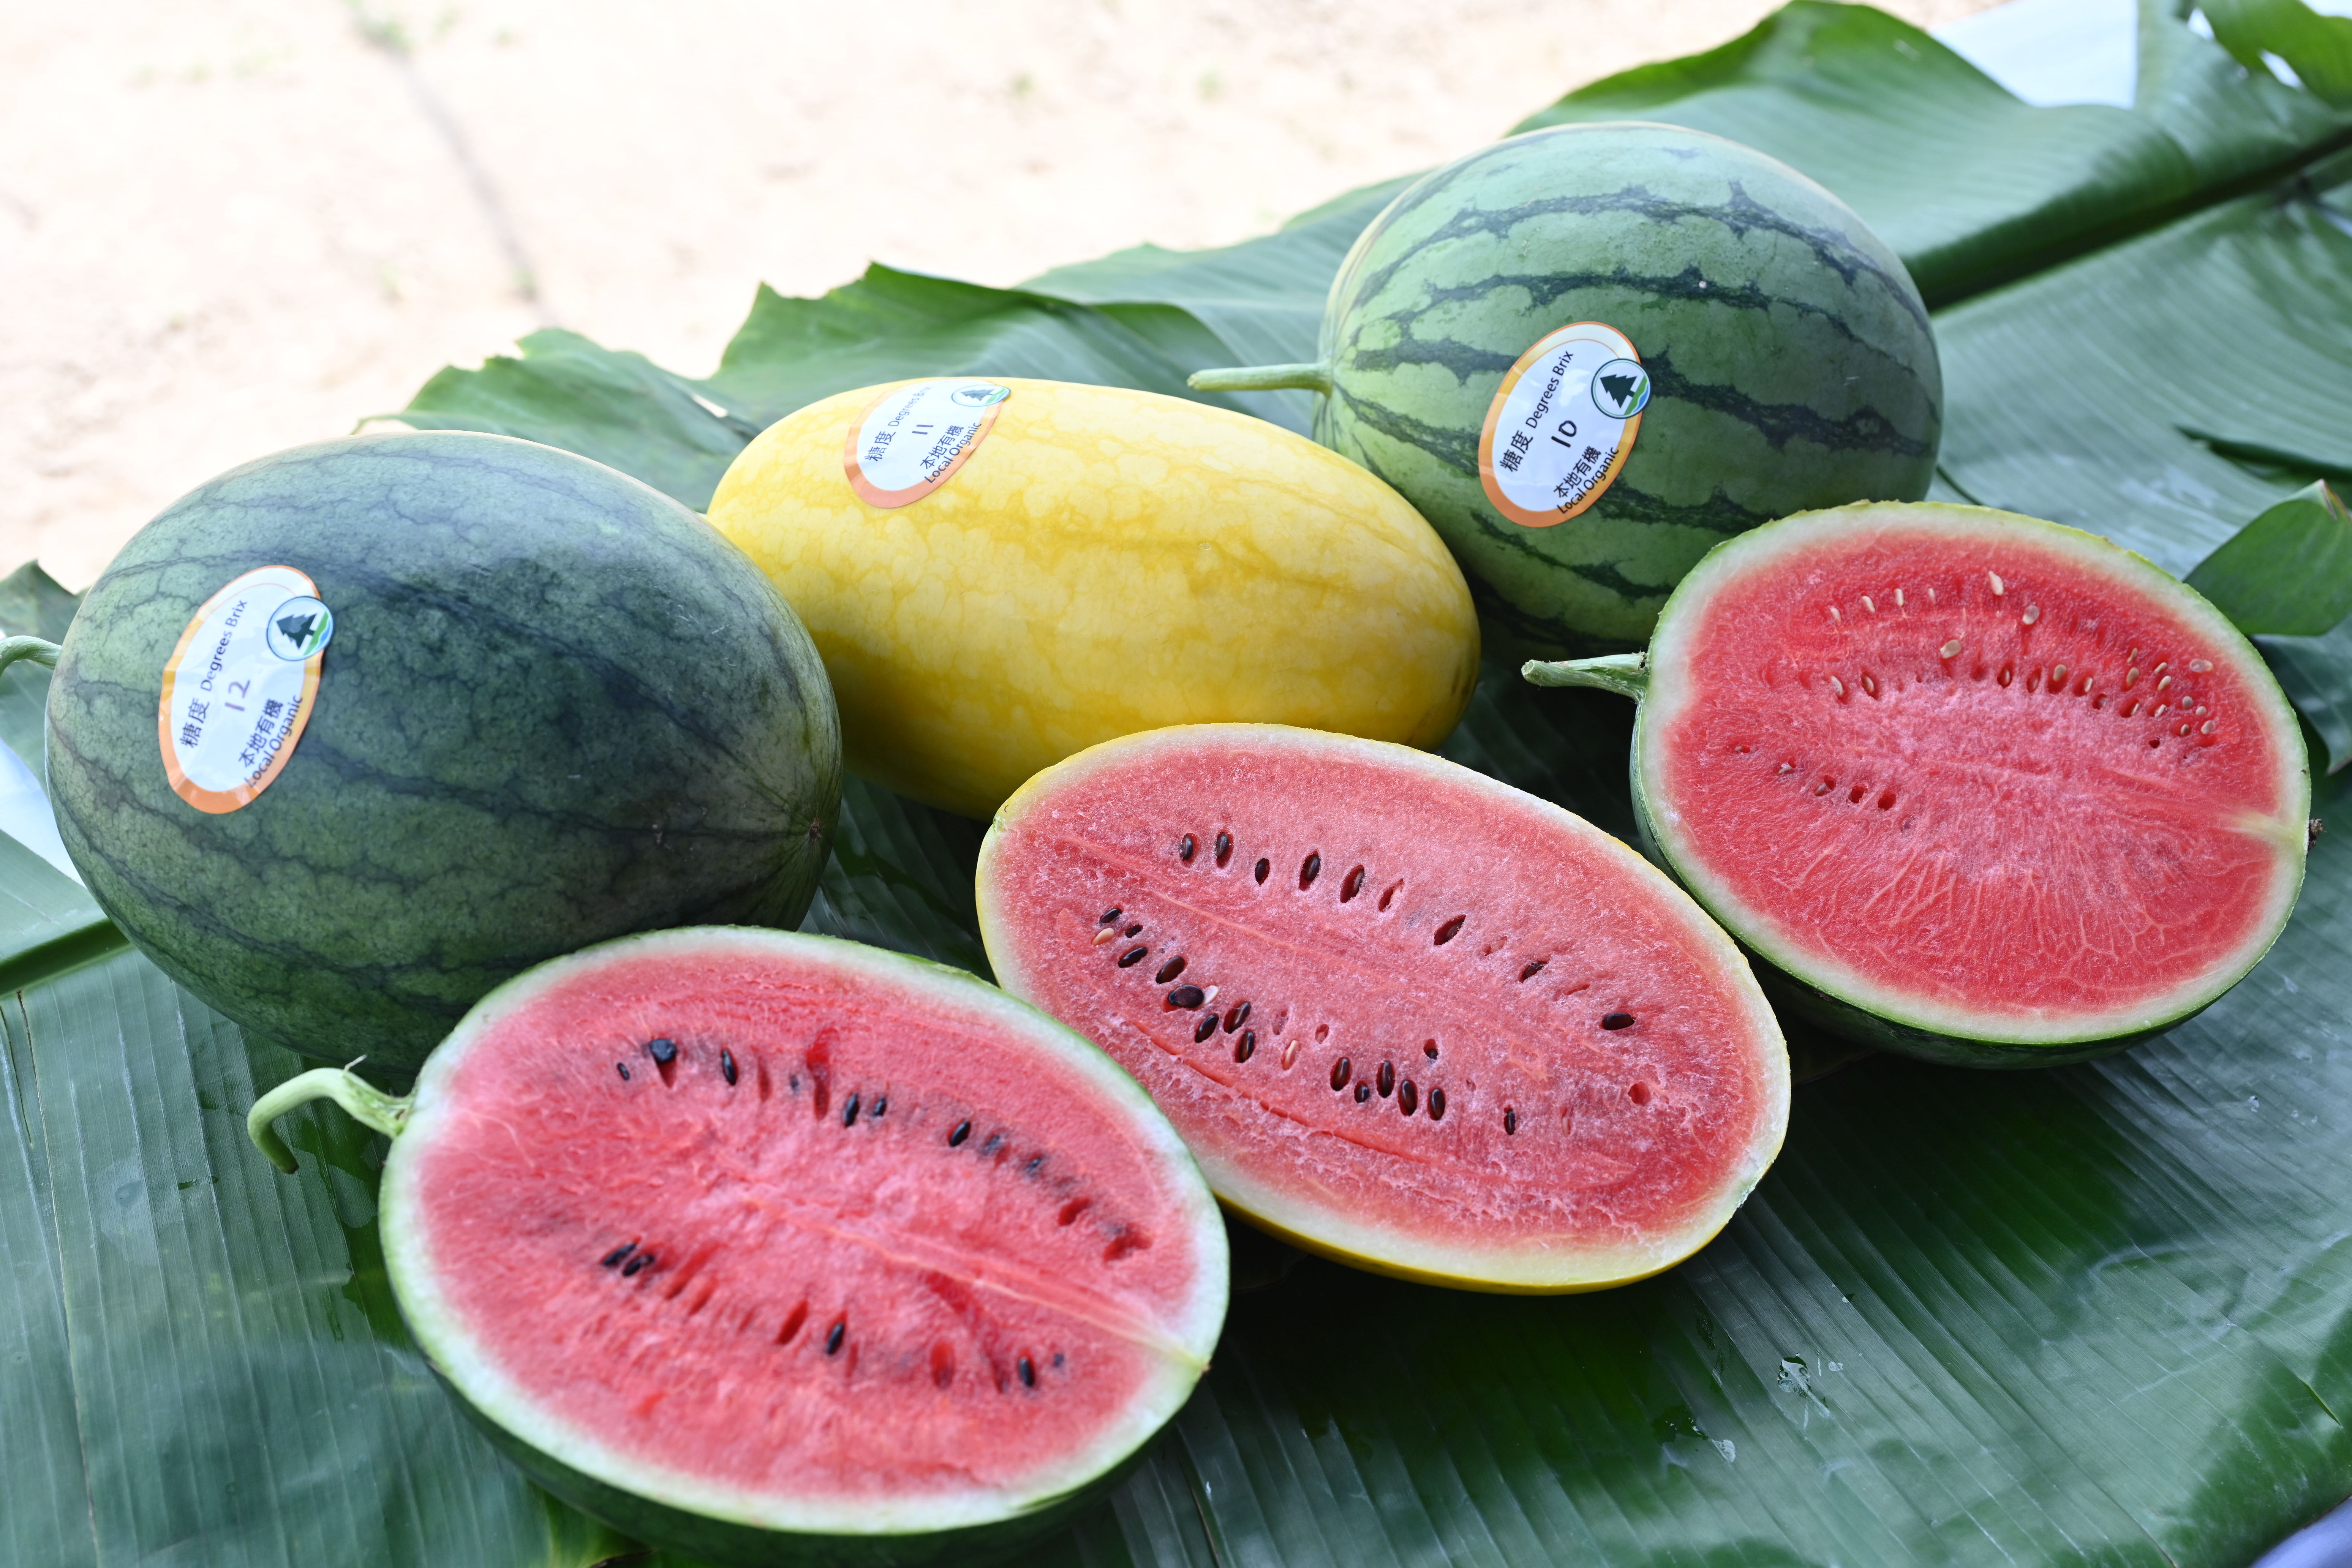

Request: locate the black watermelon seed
(1234, 1029), (1256, 1063)
(1099, 906), (1122, 925)
(1429, 1087), (1446, 1121)
(1299, 852), (1322, 889)
(1330, 1057), (1352, 1091)
(842, 1093), (860, 1126)
(1377, 1061), (1395, 1097)
(1398, 1080), (1418, 1116)
(1433, 915), (1465, 945)
(615, 1062), (631, 1081)
(719, 1048), (738, 1086)
(1026, 1155), (1046, 1177)
(949, 1120), (972, 1147)
(1118, 946), (1148, 967)
(1123, 922), (1142, 937)
(1355, 1083), (1371, 1103)
(1223, 1001), (1251, 1032)
(623, 1253), (653, 1277)
(1178, 833), (1197, 862)
(1503, 1106), (1518, 1135)
(1167, 985), (1206, 1009)
(1194, 1014), (1219, 1043)
(871, 1095), (887, 1118)
(1423, 1040), (1439, 1059)
(1601, 1012), (1636, 1031)
(1018, 1355), (1037, 1388)
(1155, 955), (1187, 983)
(982, 1132), (1002, 1156)
(1519, 959), (1547, 981)
(1214, 832), (1232, 866)
(825, 1320), (846, 1356)
(600, 1241), (637, 1268)
(1254, 858), (1270, 884)
(647, 1038), (678, 1065)
(776, 1302), (808, 1345)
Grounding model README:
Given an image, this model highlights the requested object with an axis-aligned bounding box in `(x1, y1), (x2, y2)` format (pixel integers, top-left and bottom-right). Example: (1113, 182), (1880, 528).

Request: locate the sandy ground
(2, 0), (2000, 591)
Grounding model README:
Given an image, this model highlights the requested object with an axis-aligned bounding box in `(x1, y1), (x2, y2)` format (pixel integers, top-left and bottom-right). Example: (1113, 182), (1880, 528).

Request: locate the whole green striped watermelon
(37, 433), (841, 1070)
(1193, 123), (1943, 654)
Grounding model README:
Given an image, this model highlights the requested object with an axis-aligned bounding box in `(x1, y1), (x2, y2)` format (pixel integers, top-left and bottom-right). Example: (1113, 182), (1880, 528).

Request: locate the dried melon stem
(0, 636), (61, 677)
(1522, 652), (1649, 700)
(249, 1066), (413, 1173)
(1185, 362), (1334, 394)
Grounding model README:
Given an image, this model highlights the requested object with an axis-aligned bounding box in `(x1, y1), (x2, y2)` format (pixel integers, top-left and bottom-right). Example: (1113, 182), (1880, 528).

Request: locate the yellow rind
(1217, 1199), (1721, 1297)
(708, 379), (1480, 817)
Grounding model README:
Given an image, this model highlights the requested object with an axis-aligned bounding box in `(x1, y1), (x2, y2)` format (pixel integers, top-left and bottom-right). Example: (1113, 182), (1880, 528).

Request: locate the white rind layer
(379, 925), (1228, 1539)
(1638, 502), (2311, 1047)
(979, 722), (1792, 1294)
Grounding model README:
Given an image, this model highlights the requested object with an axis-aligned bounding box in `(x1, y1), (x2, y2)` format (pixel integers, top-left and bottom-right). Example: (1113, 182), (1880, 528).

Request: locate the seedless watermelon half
(977, 726), (1790, 1293)
(1528, 502), (2311, 1066)
(249, 928), (1226, 1568)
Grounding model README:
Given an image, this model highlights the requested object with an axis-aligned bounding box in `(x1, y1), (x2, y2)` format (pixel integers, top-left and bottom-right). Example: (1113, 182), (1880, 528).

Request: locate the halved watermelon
(1527, 501), (2312, 1065)
(976, 725), (1789, 1293)
(248, 928), (1227, 1567)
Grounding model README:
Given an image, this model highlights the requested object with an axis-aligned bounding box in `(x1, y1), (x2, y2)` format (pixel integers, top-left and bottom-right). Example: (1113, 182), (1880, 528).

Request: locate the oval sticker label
(158, 565), (332, 815)
(1478, 322), (1647, 528)
(843, 378), (1012, 509)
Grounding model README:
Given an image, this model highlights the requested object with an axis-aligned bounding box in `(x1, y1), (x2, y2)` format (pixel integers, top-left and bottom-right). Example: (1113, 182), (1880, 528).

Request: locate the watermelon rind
(378, 926), (1228, 1567)
(1610, 502), (2310, 1065)
(977, 723), (1792, 1295)
(1196, 122), (1942, 656)
(44, 433), (841, 1069)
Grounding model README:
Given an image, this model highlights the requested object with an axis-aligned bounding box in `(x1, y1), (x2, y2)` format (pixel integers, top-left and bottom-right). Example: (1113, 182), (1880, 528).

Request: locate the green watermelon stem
(248, 1065), (414, 1174)
(1522, 653), (1649, 700)
(1186, 362), (1333, 394)
(0, 635), (61, 677)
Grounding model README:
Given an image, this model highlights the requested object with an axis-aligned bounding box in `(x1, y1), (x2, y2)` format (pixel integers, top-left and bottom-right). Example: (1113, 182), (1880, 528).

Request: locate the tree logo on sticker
(950, 384), (1011, 409)
(265, 597), (335, 661)
(1591, 359), (1650, 419)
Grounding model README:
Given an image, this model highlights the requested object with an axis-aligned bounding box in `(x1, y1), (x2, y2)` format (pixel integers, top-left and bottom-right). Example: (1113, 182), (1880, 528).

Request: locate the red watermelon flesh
(977, 726), (1789, 1293)
(379, 929), (1225, 1542)
(1637, 504), (2309, 1046)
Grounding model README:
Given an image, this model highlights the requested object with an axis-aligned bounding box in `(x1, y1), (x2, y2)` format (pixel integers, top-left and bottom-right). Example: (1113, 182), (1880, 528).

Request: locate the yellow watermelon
(707, 378), (1479, 817)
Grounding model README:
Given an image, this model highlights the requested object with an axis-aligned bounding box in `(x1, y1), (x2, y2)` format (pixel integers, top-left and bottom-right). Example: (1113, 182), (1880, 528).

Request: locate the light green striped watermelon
(1193, 123), (1943, 655)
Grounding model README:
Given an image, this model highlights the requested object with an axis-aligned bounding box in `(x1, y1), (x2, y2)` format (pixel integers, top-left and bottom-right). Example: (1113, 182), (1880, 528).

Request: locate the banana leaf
(14, 2), (2352, 1563)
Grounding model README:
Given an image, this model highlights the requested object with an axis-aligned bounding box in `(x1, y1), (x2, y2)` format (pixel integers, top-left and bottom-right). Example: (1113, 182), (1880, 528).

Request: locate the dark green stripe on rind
(1313, 123), (1943, 654)
(1331, 176), (1930, 334)
(44, 433), (842, 1068)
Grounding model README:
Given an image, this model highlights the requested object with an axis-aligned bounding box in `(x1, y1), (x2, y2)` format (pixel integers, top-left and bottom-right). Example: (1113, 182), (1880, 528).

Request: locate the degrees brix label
(843, 378), (1012, 508)
(157, 565), (334, 814)
(1478, 323), (1650, 527)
